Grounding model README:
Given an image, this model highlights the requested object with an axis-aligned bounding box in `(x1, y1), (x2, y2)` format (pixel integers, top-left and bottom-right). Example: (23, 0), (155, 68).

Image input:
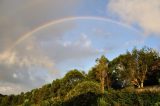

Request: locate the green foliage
(40, 100), (50, 106)
(23, 99), (31, 106)
(155, 102), (160, 106)
(110, 47), (159, 88)
(65, 81), (101, 101)
(58, 69), (85, 97)
(64, 92), (99, 106)
(0, 47), (160, 106)
(50, 79), (61, 97)
(87, 67), (99, 82)
(0, 96), (10, 106)
(97, 97), (108, 106)
(95, 55), (110, 93)
(103, 90), (160, 106)
(50, 97), (63, 106)
(62, 81), (101, 106)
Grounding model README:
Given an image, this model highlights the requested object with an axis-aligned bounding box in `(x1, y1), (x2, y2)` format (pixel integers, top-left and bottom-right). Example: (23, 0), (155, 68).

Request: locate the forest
(0, 47), (160, 106)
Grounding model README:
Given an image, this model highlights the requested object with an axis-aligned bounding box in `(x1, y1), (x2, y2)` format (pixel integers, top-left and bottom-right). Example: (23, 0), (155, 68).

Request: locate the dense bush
(63, 81), (101, 106)
(65, 81), (101, 101)
(64, 92), (99, 106)
(0, 50), (160, 106)
(102, 90), (160, 106)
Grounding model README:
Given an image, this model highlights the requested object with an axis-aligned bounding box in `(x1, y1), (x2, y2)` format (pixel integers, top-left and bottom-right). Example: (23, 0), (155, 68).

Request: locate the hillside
(0, 47), (160, 106)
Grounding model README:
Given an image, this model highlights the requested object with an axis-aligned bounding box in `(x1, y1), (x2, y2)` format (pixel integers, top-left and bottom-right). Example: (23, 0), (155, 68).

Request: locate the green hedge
(102, 90), (160, 106)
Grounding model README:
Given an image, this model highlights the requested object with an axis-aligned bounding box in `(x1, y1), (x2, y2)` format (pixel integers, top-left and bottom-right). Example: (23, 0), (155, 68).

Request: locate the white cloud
(0, 82), (28, 95)
(0, 0), (101, 95)
(0, 34), (55, 69)
(0, 50), (54, 68)
(0, 31), (100, 94)
(0, 37), (56, 95)
(75, 33), (92, 48)
(13, 73), (18, 79)
(108, 0), (160, 35)
(52, 33), (97, 62)
(62, 41), (72, 47)
(125, 40), (144, 47)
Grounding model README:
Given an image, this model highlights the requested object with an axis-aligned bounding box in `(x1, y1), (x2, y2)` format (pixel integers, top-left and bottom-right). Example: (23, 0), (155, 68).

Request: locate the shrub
(103, 90), (160, 106)
(97, 97), (108, 106)
(63, 81), (101, 106)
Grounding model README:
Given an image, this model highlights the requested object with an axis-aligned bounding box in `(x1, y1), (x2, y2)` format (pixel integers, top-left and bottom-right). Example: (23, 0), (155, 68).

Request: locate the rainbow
(9, 16), (142, 51)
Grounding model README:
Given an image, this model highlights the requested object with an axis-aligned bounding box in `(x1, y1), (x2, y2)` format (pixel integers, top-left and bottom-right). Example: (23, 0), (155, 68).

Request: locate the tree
(95, 55), (109, 94)
(58, 69), (85, 96)
(63, 69), (85, 85)
(109, 52), (135, 88)
(146, 57), (160, 85)
(131, 47), (158, 88)
(50, 79), (61, 97)
(109, 47), (159, 88)
(64, 81), (101, 106)
(65, 81), (101, 101)
(1, 96), (9, 106)
(87, 67), (99, 82)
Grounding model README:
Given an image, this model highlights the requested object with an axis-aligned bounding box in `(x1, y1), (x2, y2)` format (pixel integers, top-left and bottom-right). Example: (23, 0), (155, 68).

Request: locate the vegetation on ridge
(0, 47), (160, 106)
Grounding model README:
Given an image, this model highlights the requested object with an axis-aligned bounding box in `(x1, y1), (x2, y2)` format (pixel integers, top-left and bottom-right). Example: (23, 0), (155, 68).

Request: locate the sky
(0, 0), (160, 95)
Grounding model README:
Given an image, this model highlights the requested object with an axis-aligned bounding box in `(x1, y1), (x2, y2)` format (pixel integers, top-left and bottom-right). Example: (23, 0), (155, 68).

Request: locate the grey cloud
(0, 62), (55, 95)
(0, 0), (83, 94)
(0, 31), (100, 94)
(0, 0), (81, 52)
(0, 82), (27, 95)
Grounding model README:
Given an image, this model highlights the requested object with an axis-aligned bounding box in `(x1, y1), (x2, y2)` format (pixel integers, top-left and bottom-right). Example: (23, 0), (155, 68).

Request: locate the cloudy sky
(0, 0), (160, 95)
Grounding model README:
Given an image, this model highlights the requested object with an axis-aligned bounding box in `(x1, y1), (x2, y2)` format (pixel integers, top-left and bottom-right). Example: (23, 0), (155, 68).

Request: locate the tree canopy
(0, 47), (160, 106)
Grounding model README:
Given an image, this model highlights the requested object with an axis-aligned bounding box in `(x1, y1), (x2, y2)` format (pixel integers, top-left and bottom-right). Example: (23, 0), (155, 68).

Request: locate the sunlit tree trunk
(101, 70), (106, 94)
(96, 55), (109, 94)
(140, 65), (147, 88)
(101, 77), (104, 94)
(140, 82), (143, 88)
